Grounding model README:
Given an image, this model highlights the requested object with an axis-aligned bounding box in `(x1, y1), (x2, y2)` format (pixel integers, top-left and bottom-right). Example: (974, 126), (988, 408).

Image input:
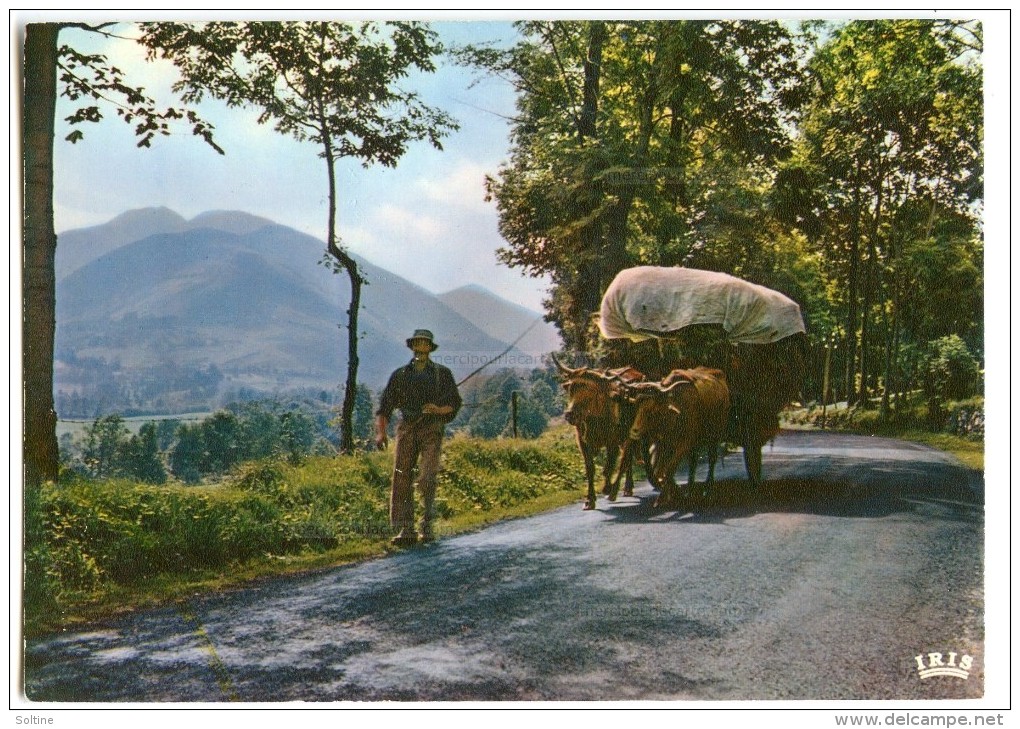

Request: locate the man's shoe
(390, 532), (418, 548)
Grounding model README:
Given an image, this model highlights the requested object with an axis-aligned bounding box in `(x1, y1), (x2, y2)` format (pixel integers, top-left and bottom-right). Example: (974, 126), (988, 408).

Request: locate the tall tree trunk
(559, 19), (607, 352)
(323, 143), (364, 454)
(857, 242), (876, 405)
(23, 23), (61, 486)
(879, 293), (893, 420)
(578, 21), (605, 141)
(338, 261), (363, 453)
(881, 282), (900, 420)
(843, 183), (863, 405)
(600, 73), (656, 286)
(857, 171), (886, 405)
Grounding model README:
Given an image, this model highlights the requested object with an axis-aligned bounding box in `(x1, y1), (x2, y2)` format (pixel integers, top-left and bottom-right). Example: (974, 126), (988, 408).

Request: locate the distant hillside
(438, 284), (561, 362)
(54, 210), (533, 416)
(56, 207), (279, 279)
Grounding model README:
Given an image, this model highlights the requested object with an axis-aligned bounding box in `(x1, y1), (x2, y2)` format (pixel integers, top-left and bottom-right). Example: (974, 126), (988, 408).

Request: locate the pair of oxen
(557, 265), (808, 511)
(553, 356), (743, 511)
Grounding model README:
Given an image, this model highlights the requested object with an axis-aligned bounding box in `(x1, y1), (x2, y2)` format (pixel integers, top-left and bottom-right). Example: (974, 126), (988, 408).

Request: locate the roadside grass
(782, 395), (984, 471)
(24, 427), (588, 637)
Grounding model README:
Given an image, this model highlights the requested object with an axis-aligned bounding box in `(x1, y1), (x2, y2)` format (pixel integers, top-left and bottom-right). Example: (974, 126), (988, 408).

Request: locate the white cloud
(368, 203), (445, 241)
(414, 159), (497, 214)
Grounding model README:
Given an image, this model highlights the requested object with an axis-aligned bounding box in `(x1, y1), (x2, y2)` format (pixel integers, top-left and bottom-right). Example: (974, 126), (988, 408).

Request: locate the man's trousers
(389, 416), (445, 536)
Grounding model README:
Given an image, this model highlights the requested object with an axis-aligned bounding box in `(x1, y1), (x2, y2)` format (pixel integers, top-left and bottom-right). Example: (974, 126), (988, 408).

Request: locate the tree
(154, 419), (181, 451)
(119, 422), (167, 484)
(169, 423), (204, 484)
(23, 24), (60, 487)
(140, 21), (457, 452)
(22, 21), (221, 486)
(279, 411), (315, 465)
(200, 410), (241, 474)
(463, 369), (549, 439)
(793, 20), (982, 406)
(347, 383), (377, 449)
(80, 414), (128, 479)
(922, 334), (980, 426)
(460, 20), (807, 350)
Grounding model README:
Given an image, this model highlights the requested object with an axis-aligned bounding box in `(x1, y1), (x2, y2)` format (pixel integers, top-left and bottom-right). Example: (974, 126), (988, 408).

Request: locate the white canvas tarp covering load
(598, 266), (806, 345)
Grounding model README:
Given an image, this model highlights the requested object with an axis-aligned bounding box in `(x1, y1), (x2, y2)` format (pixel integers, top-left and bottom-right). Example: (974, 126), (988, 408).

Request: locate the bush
(923, 335), (980, 423)
(438, 431), (583, 511)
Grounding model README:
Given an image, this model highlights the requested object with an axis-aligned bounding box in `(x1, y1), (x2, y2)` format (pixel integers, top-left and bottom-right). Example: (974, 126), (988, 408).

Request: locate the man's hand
(375, 415), (389, 450)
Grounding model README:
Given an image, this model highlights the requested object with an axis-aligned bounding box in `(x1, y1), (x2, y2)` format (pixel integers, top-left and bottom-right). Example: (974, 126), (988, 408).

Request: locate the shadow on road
(600, 432), (983, 526)
(24, 539), (733, 702)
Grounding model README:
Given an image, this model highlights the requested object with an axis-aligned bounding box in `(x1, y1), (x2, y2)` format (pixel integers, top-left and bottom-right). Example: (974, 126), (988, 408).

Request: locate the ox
(617, 367), (730, 509)
(553, 355), (646, 510)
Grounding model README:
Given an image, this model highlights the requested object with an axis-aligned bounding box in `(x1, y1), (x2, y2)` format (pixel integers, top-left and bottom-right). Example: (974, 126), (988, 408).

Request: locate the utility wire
(456, 315), (547, 387)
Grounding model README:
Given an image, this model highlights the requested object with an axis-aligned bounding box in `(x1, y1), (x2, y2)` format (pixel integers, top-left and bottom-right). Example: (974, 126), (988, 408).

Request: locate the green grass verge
(783, 395), (984, 471)
(24, 428), (588, 637)
(838, 424), (984, 471)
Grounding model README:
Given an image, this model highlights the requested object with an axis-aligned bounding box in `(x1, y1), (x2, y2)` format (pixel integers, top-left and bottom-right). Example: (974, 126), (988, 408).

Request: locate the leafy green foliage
(923, 335), (980, 405)
(793, 20), (983, 406)
(57, 29), (222, 152)
(454, 367), (561, 439)
(140, 21), (456, 165)
(461, 20), (807, 348)
(80, 414), (128, 479)
(164, 402), (332, 480)
(73, 415), (167, 484)
(464, 19), (983, 423)
(118, 422), (168, 484)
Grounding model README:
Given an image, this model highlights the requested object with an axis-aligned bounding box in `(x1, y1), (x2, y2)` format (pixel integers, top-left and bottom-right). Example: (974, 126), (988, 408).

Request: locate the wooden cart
(598, 266), (807, 485)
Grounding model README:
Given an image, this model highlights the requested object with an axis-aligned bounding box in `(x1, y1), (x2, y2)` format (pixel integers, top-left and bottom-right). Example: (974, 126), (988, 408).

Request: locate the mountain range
(54, 208), (560, 415)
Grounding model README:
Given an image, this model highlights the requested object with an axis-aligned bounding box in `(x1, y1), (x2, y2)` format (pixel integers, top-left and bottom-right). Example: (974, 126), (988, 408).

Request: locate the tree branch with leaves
(140, 20), (458, 452)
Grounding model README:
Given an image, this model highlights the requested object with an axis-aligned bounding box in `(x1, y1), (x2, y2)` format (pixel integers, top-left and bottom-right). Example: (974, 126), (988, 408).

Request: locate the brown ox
(553, 355), (646, 510)
(618, 367), (730, 509)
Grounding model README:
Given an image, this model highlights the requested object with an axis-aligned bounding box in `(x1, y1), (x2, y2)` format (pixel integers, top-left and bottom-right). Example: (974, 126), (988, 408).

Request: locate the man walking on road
(376, 329), (462, 547)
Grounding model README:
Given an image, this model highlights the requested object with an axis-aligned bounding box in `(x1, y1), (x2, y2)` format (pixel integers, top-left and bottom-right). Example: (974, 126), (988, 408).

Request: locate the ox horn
(550, 353), (579, 376)
(659, 378), (694, 394)
(626, 379), (693, 396)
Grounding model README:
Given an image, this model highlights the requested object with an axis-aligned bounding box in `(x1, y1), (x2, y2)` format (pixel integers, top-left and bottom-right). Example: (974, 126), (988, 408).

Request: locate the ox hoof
(623, 487), (634, 497)
(583, 501), (597, 511)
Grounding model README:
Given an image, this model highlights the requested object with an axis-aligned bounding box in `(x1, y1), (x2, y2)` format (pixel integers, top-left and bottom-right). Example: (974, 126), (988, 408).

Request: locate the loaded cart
(598, 266), (808, 486)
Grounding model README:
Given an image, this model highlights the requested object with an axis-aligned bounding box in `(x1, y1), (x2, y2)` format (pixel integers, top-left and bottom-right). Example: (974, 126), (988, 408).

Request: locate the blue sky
(49, 18), (551, 311)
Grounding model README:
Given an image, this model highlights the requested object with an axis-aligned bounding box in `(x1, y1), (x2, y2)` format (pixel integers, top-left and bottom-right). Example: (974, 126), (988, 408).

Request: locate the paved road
(23, 431), (984, 702)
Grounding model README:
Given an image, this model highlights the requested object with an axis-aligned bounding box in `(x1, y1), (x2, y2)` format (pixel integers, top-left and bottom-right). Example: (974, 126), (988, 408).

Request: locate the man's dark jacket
(376, 359), (462, 423)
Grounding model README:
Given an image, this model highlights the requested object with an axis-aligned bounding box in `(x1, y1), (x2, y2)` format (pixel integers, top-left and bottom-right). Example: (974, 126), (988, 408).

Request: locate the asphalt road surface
(23, 430), (984, 703)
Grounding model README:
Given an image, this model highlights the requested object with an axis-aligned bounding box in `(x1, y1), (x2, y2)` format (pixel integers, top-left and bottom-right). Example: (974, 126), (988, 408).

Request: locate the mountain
(56, 207), (278, 279)
(438, 284), (561, 362)
(54, 210), (535, 415)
